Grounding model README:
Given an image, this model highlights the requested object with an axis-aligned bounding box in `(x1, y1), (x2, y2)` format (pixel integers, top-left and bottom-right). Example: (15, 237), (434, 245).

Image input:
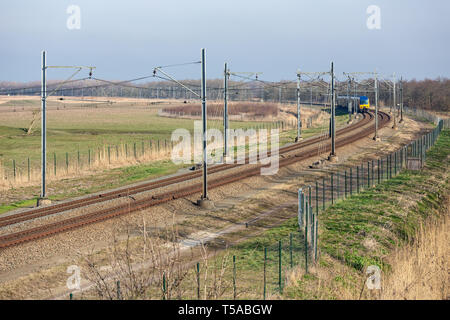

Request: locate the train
(359, 96), (370, 113)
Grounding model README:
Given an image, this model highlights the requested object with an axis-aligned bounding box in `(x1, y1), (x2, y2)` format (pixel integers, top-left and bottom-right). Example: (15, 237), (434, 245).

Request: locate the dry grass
(162, 102), (279, 119)
(0, 142), (173, 190)
(377, 201), (449, 300)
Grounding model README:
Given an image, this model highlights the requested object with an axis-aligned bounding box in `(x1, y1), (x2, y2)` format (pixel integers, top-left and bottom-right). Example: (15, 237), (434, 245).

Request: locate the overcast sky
(1, 0), (449, 83)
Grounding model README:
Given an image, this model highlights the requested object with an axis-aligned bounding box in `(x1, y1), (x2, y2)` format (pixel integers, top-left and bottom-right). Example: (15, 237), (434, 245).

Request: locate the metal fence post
(377, 159), (380, 184)
(196, 262), (201, 299)
(394, 152), (397, 175)
(367, 162), (370, 188)
(315, 181), (319, 215)
(315, 216), (318, 262)
(116, 280), (121, 300)
(289, 233), (293, 268)
(308, 185), (312, 213)
(331, 173), (334, 204)
(311, 212), (315, 262)
(350, 168), (353, 195)
(54, 152), (56, 176)
(233, 255), (237, 300)
(278, 240), (282, 294)
(371, 159), (374, 186)
(27, 157), (30, 181)
(322, 178), (325, 210)
(263, 247), (267, 300)
(337, 171), (340, 200)
(305, 204), (309, 274)
(357, 166), (360, 193)
(345, 170), (347, 198)
(163, 272), (166, 300)
(298, 188), (303, 228)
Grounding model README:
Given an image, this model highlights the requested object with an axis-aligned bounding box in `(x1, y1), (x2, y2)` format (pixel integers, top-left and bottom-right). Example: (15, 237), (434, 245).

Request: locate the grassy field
(0, 99), (278, 168)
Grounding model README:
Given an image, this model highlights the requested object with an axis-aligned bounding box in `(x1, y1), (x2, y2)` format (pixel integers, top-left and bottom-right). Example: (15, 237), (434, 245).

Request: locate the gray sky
(1, 0), (449, 82)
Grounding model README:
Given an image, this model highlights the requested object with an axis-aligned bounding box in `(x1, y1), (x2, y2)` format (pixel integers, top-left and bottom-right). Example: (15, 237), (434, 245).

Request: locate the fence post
(289, 233), (293, 268)
(233, 255), (237, 300)
(13, 159), (16, 180)
(27, 157), (30, 182)
(394, 152), (397, 175)
(77, 150), (80, 170)
(331, 173), (334, 204)
(344, 171), (347, 198)
(386, 156), (389, 180)
(298, 188), (303, 227)
(308, 185), (312, 214)
(66, 152), (69, 174)
(134, 142), (137, 159)
(350, 168), (353, 195)
(197, 262), (200, 300)
(116, 280), (121, 300)
(278, 240), (282, 294)
(263, 247), (267, 300)
(371, 159), (374, 186)
(88, 149), (91, 168)
(315, 181), (319, 215)
(304, 203), (309, 274)
(311, 212), (315, 262)
(163, 272), (166, 300)
(322, 178), (325, 210)
(315, 216), (318, 262)
(54, 152), (56, 176)
(336, 172), (340, 200)
(377, 159), (380, 184)
(356, 166), (360, 193)
(108, 146), (111, 164)
(367, 162), (370, 188)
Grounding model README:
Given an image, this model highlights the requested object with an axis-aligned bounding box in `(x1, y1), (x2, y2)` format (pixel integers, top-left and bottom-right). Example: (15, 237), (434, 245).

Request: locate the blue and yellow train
(359, 96), (370, 113)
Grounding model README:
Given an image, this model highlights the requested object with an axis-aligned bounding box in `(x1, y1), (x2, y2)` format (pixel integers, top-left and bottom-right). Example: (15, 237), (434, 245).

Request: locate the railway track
(0, 111), (389, 249)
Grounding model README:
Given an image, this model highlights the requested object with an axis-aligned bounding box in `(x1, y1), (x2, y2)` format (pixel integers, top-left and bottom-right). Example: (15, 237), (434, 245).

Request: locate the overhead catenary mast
(328, 62), (337, 161)
(295, 71), (302, 142)
(223, 62), (229, 158)
(38, 50), (95, 206)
